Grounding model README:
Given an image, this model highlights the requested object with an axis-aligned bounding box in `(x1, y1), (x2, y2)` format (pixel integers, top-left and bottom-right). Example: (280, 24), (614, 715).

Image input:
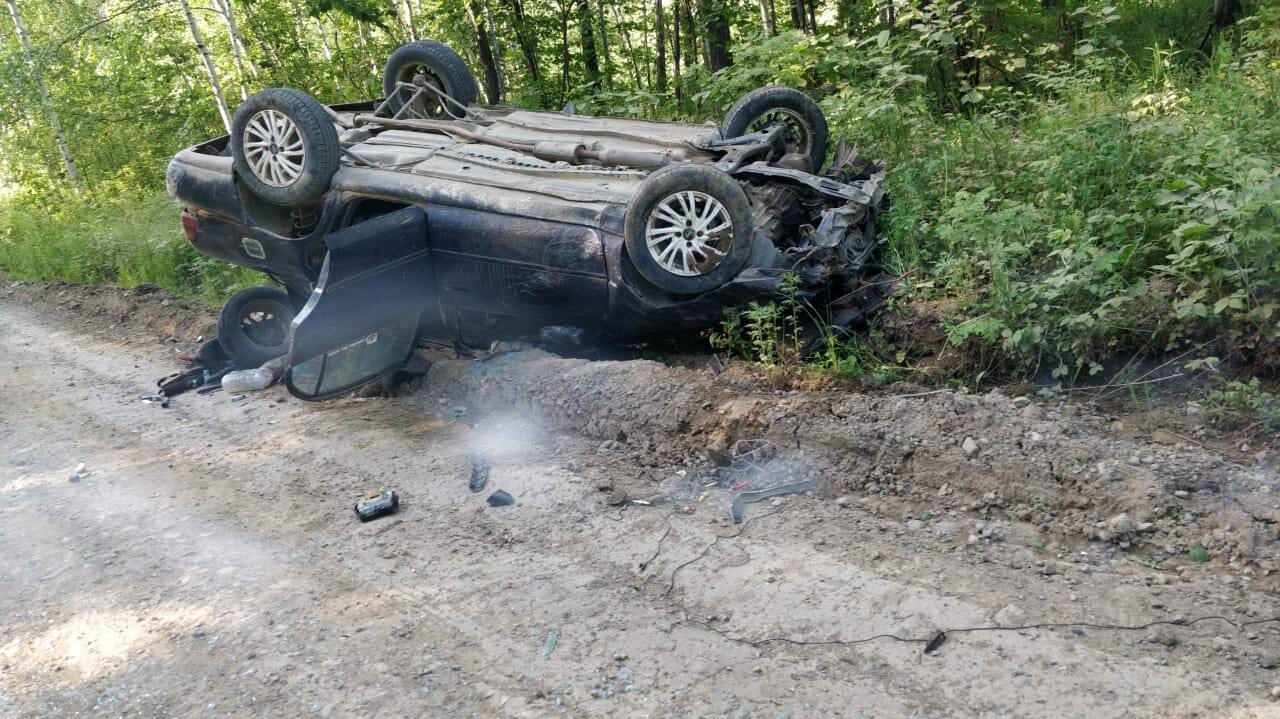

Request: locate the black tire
(382, 41), (478, 119)
(230, 88), (340, 207)
(217, 287), (296, 368)
(623, 164), (755, 295)
(722, 86), (829, 172)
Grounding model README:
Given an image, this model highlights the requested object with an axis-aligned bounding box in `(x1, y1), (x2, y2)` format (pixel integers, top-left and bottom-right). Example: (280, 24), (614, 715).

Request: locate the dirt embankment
(9, 278), (1278, 575)
(426, 351), (1279, 572)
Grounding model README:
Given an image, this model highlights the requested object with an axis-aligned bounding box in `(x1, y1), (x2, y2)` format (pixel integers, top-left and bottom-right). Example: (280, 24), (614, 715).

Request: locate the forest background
(0, 0), (1276, 403)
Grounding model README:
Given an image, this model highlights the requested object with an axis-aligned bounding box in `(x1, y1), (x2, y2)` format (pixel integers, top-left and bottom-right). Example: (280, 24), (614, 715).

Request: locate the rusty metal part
(354, 113), (532, 151)
(729, 478), (817, 524)
(355, 114), (688, 169)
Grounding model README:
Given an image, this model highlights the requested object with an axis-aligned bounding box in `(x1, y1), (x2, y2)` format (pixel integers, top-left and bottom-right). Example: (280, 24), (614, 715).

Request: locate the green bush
(706, 5), (1280, 381)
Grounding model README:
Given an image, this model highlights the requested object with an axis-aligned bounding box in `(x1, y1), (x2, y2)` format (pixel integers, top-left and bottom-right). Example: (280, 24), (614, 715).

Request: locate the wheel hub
(242, 108), (305, 187)
(644, 190), (733, 277)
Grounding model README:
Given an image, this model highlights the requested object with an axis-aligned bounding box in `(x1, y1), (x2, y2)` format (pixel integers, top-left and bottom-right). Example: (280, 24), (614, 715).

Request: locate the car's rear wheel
(218, 286), (296, 368)
(381, 41), (478, 119)
(230, 88), (340, 207)
(722, 86), (829, 172)
(623, 164), (755, 295)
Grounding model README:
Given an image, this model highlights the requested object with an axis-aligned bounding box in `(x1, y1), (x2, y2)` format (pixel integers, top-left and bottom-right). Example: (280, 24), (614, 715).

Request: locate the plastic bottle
(221, 367), (275, 392)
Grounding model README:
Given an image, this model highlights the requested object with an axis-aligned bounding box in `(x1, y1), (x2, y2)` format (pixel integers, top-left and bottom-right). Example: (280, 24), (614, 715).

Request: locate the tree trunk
(503, 0), (545, 101)
(466, 0), (502, 103)
(878, 0), (895, 35)
(481, 0), (506, 99)
(1199, 0), (1239, 54)
(356, 20), (379, 77)
(672, 0), (683, 104)
(758, 0), (776, 35)
(789, 0), (806, 32)
(654, 0), (667, 93)
(401, 0), (418, 41)
(576, 0), (601, 88)
(4, 0), (81, 190)
(680, 0), (696, 68)
(594, 0), (614, 88)
(805, 0), (817, 34)
(315, 18), (334, 60)
(215, 0), (258, 100)
(697, 0), (732, 71)
(608, 0), (645, 87)
(558, 0), (570, 102)
(178, 0), (232, 134)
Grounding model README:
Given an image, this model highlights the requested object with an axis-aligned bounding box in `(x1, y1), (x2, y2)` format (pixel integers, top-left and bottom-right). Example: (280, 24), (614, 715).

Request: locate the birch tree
(178, 0), (232, 133)
(4, 0), (81, 190)
(215, 0), (257, 101)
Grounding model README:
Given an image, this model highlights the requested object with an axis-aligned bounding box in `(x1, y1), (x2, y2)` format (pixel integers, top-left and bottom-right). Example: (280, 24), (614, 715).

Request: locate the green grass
(0, 190), (258, 304)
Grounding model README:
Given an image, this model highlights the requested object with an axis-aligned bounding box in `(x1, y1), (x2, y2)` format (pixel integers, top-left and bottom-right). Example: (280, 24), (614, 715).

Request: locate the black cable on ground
(678, 613), (1280, 655)
(638, 509), (678, 572)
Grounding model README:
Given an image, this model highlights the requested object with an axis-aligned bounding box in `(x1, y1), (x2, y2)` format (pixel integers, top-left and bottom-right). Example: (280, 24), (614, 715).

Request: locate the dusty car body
(167, 43), (889, 399)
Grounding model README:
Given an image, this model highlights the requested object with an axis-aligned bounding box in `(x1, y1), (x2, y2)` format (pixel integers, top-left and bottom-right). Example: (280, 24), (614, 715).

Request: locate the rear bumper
(167, 148), (325, 290)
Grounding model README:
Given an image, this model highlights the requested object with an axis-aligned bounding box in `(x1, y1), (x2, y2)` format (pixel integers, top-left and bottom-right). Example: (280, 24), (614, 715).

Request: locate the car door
(285, 205), (434, 401)
(426, 205), (609, 325)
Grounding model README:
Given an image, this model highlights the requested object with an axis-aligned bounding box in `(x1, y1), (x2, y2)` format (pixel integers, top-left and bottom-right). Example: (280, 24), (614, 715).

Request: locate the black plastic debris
(924, 630), (947, 654)
(354, 488), (399, 521)
(486, 490), (514, 507)
(469, 454), (490, 493)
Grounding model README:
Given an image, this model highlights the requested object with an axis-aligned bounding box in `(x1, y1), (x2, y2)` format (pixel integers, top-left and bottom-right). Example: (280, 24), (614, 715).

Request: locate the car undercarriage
(165, 39), (892, 399)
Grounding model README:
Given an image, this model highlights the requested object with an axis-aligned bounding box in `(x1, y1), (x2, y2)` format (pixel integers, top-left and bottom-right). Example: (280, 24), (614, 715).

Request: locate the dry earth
(2, 281), (1280, 718)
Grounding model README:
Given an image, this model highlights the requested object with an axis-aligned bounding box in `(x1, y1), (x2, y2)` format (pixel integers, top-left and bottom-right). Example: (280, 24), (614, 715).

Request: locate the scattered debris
(139, 393), (170, 408)
(222, 367), (275, 392)
(354, 488), (399, 522)
(539, 326), (585, 346)
(1189, 542), (1211, 563)
(539, 629), (559, 660)
(468, 454), (489, 493)
(729, 478), (817, 524)
(452, 406), (468, 418)
(487, 490), (515, 507)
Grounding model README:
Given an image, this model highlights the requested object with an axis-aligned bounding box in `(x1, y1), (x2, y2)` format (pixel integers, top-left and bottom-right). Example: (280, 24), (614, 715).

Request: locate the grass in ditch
(0, 189), (257, 305)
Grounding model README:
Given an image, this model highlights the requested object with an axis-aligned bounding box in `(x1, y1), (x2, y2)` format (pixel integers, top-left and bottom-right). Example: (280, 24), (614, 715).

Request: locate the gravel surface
(2, 282), (1279, 718)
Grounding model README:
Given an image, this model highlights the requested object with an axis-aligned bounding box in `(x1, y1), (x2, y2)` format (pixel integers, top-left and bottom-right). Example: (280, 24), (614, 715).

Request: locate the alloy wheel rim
(645, 191), (733, 277)
(243, 109), (305, 187)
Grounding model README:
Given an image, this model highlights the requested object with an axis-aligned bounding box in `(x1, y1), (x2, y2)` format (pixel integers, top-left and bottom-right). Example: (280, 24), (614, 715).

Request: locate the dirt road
(2, 286), (1279, 718)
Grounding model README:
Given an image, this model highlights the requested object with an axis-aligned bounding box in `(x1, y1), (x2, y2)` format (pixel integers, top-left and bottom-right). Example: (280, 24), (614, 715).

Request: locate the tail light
(180, 212), (198, 243)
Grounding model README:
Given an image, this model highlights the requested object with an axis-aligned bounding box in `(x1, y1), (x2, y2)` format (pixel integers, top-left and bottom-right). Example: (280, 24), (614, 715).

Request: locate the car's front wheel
(722, 86), (829, 172)
(623, 164), (755, 295)
(381, 41), (478, 119)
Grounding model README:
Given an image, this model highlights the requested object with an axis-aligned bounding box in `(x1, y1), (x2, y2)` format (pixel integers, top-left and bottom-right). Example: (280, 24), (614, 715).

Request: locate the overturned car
(166, 40), (890, 400)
